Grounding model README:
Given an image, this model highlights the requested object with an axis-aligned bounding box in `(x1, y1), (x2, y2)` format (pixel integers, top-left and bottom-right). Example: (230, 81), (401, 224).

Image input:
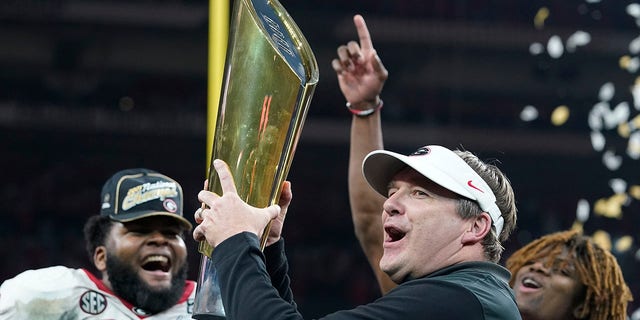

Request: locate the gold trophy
(193, 0), (318, 318)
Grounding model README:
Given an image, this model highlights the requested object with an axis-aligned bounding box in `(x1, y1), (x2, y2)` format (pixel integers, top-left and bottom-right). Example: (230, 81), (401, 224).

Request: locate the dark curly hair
(83, 215), (114, 263)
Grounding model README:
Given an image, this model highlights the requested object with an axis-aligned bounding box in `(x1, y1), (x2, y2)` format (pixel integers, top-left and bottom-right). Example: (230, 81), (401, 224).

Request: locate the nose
(528, 261), (550, 275)
(146, 230), (170, 246)
(383, 192), (403, 217)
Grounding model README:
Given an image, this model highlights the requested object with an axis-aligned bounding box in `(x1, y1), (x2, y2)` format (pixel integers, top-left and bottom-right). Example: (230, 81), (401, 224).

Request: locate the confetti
(629, 36), (640, 54)
(529, 42), (544, 55)
(528, 6), (639, 308)
(615, 236), (634, 253)
(576, 198), (590, 222)
(592, 230), (612, 251)
(602, 150), (623, 171)
(594, 193), (627, 218)
(547, 35), (564, 59)
(566, 31), (591, 52)
(628, 132), (640, 159)
(599, 82), (615, 101)
(618, 122), (631, 138)
(551, 105), (570, 126)
(609, 178), (627, 194)
(520, 105), (539, 121)
(630, 185), (640, 199)
(633, 79), (640, 109)
(627, 3), (640, 19)
(534, 7), (549, 29)
(590, 131), (606, 151)
(620, 55), (640, 73)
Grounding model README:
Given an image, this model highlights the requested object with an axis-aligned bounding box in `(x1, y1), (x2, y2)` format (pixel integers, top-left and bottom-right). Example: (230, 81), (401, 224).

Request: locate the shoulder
(2, 266), (89, 291)
(426, 262), (521, 319)
(371, 280), (481, 318)
(0, 266), (101, 319)
(382, 262), (520, 319)
(427, 261), (512, 288)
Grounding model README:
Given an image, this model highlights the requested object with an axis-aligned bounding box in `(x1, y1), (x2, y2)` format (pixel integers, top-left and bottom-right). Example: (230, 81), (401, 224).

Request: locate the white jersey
(0, 266), (196, 320)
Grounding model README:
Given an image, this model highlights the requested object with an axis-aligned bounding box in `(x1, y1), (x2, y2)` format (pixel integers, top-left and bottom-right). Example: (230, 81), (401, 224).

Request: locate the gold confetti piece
(592, 230), (612, 251)
(551, 105), (570, 126)
(632, 114), (640, 128)
(630, 186), (640, 199)
(615, 236), (634, 253)
(618, 122), (630, 138)
(620, 55), (631, 69)
(534, 7), (549, 29)
(593, 193), (627, 219)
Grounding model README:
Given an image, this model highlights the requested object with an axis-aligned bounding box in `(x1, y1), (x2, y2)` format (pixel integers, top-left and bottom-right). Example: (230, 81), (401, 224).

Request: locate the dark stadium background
(1, 0), (638, 317)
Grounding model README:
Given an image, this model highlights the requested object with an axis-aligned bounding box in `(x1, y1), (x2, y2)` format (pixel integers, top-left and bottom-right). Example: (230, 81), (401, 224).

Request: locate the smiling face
(97, 216), (188, 292)
(379, 167), (473, 282)
(511, 251), (586, 320)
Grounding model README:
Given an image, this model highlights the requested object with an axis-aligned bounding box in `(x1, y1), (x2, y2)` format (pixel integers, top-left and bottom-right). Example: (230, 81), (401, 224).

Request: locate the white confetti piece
(576, 199), (590, 222)
(547, 35), (564, 58)
(603, 150), (623, 170)
(627, 3), (640, 18)
(629, 35), (640, 54)
(566, 31), (591, 52)
(591, 131), (606, 151)
(529, 42), (544, 55)
(588, 101), (609, 131)
(609, 178), (627, 194)
(520, 105), (539, 121)
(599, 82), (615, 101)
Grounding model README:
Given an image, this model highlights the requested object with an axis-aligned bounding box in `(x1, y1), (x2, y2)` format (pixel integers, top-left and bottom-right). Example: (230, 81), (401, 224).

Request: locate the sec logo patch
(80, 290), (107, 314)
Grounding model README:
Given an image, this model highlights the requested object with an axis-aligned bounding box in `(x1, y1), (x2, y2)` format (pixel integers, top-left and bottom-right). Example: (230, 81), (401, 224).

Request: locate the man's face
(379, 167), (470, 282)
(103, 216), (189, 312)
(511, 251), (586, 320)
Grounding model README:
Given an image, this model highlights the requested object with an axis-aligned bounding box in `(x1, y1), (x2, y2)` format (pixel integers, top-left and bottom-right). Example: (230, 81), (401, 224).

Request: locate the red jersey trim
(82, 269), (195, 319)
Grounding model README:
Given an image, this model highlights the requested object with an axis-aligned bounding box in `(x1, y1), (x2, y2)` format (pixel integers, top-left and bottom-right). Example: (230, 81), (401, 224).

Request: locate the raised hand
(331, 14), (388, 108)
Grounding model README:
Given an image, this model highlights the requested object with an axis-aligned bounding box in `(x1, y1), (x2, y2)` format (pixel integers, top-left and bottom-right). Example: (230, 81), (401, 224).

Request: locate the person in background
(0, 168), (195, 319)
(507, 229), (632, 320)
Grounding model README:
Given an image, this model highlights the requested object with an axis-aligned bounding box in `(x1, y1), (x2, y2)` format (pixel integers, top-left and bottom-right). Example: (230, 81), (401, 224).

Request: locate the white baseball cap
(362, 145), (504, 235)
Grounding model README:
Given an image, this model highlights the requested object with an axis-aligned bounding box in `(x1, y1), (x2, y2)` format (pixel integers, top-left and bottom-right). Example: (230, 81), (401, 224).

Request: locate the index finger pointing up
(213, 159), (238, 195)
(354, 14), (374, 51)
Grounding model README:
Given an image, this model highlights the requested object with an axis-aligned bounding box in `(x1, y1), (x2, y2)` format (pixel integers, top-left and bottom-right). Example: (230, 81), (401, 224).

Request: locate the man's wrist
(346, 98), (383, 117)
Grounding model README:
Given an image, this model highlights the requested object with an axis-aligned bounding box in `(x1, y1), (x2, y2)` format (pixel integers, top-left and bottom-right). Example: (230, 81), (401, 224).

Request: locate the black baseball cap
(100, 168), (192, 230)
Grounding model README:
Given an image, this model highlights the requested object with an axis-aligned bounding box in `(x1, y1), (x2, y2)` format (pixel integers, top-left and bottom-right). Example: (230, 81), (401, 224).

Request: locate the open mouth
(384, 226), (406, 242)
(522, 277), (541, 289)
(142, 255), (171, 273)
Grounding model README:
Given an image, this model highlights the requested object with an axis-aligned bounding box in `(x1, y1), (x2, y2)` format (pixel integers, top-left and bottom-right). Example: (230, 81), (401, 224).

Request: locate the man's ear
(93, 246), (107, 272)
(461, 212), (491, 245)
